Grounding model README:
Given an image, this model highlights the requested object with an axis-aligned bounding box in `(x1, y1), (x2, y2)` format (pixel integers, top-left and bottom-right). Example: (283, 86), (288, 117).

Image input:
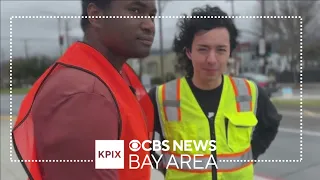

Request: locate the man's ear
(87, 3), (104, 29)
(185, 48), (192, 60)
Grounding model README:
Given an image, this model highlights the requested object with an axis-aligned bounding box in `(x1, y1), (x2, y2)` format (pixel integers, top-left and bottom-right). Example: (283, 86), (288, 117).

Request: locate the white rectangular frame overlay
(9, 15), (303, 163)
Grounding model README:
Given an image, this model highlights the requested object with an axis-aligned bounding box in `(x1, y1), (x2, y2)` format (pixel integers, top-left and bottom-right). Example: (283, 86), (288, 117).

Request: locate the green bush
(166, 72), (176, 82)
(4, 56), (55, 88)
(151, 77), (164, 85)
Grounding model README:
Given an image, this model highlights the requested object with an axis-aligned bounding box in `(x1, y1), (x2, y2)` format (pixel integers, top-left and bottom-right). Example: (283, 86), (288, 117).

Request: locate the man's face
(187, 28), (230, 82)
(96, 0), (157, 58)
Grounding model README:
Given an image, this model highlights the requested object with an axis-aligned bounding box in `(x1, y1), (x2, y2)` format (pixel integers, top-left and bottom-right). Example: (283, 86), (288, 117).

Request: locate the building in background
(226, 57), (241, 76)
(128, 49), (176, 79)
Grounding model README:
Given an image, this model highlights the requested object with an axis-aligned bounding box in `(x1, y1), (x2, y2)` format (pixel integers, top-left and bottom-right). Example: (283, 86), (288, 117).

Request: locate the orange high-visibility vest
(120, 63), (154, 140)
(12, 42), (154, 180)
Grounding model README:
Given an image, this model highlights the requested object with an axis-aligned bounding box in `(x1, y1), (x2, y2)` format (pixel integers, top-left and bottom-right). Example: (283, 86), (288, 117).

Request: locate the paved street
(1, 94), (25, 115)
(1, 95), (320, 180)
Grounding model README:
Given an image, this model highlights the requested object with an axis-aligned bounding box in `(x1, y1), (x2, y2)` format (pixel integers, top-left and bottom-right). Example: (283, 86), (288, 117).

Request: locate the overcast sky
(1, 0), (261, 60)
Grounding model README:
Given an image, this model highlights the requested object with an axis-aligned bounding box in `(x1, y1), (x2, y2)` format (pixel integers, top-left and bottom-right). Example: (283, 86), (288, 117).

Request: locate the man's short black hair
(80, 0), (113, 32)
(173, 5), (239, 77)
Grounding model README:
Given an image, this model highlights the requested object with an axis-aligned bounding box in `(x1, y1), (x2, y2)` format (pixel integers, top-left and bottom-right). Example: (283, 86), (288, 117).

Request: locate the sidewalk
(280, 82), (320, 89)
(271, 95), (320, 100)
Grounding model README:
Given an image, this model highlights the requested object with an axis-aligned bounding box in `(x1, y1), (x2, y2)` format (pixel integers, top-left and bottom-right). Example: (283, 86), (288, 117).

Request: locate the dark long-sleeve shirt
(148, 76), (282, 176)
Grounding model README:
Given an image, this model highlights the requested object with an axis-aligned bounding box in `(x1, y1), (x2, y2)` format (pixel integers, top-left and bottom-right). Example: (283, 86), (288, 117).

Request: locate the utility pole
(65, 20), (70, 47)
(260, 0), (267, 74)
(226, 0), (235, 16)
(24, 39), (29, 59)
(58, 17), (63, 56)
(157, 0), (165, 82)
(1, 48), (5, 61)
(231, 0), (235, 16)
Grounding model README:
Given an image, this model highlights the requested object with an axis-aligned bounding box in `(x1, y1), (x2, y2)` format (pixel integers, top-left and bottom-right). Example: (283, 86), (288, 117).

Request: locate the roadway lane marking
(279, 127), (320, 137)
(255, 175), (278, 180)
(280, 110), (320, 118)
(304, 110), (320, 118)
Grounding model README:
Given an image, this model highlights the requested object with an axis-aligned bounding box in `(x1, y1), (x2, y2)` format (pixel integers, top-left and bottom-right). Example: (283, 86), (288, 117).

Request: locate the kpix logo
(95, 140), (124, 169)
(98, 150), (121, 159)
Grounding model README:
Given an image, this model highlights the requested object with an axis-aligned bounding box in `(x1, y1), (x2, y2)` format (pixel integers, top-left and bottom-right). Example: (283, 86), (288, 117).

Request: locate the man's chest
(194, 93), (221, 120)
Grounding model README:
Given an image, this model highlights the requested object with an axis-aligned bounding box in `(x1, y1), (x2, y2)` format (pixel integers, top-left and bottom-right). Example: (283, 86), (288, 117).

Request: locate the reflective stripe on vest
(159, 76), (256, 123)
(229, 76), (255, 113)
(161, 146), (253, 172)
(161, 78), (181, 121)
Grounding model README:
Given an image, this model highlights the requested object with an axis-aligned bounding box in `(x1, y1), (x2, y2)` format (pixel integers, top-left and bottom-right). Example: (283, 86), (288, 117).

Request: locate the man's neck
(191, 75), (222, 90)
(83, 33), (127, 72)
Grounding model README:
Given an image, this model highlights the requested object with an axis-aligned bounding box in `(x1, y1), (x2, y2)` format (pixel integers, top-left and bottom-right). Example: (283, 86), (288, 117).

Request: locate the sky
(0, 0), (262, 60)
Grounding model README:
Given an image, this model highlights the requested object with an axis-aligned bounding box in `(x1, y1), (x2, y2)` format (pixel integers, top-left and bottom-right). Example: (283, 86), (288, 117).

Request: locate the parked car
(238, 72), (280, 97)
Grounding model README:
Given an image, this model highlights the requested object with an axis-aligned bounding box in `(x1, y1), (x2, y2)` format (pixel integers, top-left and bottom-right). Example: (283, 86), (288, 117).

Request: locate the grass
(0, 88), (30, 95)
(271, 98), (320, 111)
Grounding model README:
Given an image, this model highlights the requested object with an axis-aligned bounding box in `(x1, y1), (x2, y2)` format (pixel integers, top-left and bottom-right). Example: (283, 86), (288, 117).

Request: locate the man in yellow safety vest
(148, 5), (282, 180)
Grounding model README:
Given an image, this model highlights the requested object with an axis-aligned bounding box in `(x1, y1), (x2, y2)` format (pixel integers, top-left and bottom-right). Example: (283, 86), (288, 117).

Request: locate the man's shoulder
(32, 67), (119, 123)
(148, 78), (182, 96)
(36, 67), (114, 103)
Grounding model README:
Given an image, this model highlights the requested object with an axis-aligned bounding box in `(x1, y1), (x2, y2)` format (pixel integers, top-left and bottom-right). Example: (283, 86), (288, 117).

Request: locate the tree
(253, 0), (319, 83)
(9, 56), (54, 87)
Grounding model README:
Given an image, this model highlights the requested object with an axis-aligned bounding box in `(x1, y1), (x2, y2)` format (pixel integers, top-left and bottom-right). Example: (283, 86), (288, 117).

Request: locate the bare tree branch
(254, 0), (319, 57)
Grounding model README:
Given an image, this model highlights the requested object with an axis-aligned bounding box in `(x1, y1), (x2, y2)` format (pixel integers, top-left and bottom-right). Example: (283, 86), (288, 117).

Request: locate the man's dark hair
(80, 0), (113, 32)
(173, 5), (239, 78)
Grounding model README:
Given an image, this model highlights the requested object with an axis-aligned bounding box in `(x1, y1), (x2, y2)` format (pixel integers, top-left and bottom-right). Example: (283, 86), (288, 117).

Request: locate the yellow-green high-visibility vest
(155, 75), (258, 180)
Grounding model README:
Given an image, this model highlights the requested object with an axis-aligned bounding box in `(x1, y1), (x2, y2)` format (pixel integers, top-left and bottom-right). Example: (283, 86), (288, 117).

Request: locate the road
(1, 95), (320, 180)
(1, 94), (25, 115)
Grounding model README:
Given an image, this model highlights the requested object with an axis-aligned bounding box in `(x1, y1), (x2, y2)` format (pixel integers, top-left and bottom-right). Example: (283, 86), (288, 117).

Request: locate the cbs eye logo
(129, 140), (141, 152)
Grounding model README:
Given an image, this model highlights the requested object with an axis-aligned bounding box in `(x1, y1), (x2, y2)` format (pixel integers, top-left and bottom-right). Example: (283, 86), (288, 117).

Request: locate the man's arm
(251, 86), (283, 161)
(148, 87), (166, 175)
(33, 92), (119, 180)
